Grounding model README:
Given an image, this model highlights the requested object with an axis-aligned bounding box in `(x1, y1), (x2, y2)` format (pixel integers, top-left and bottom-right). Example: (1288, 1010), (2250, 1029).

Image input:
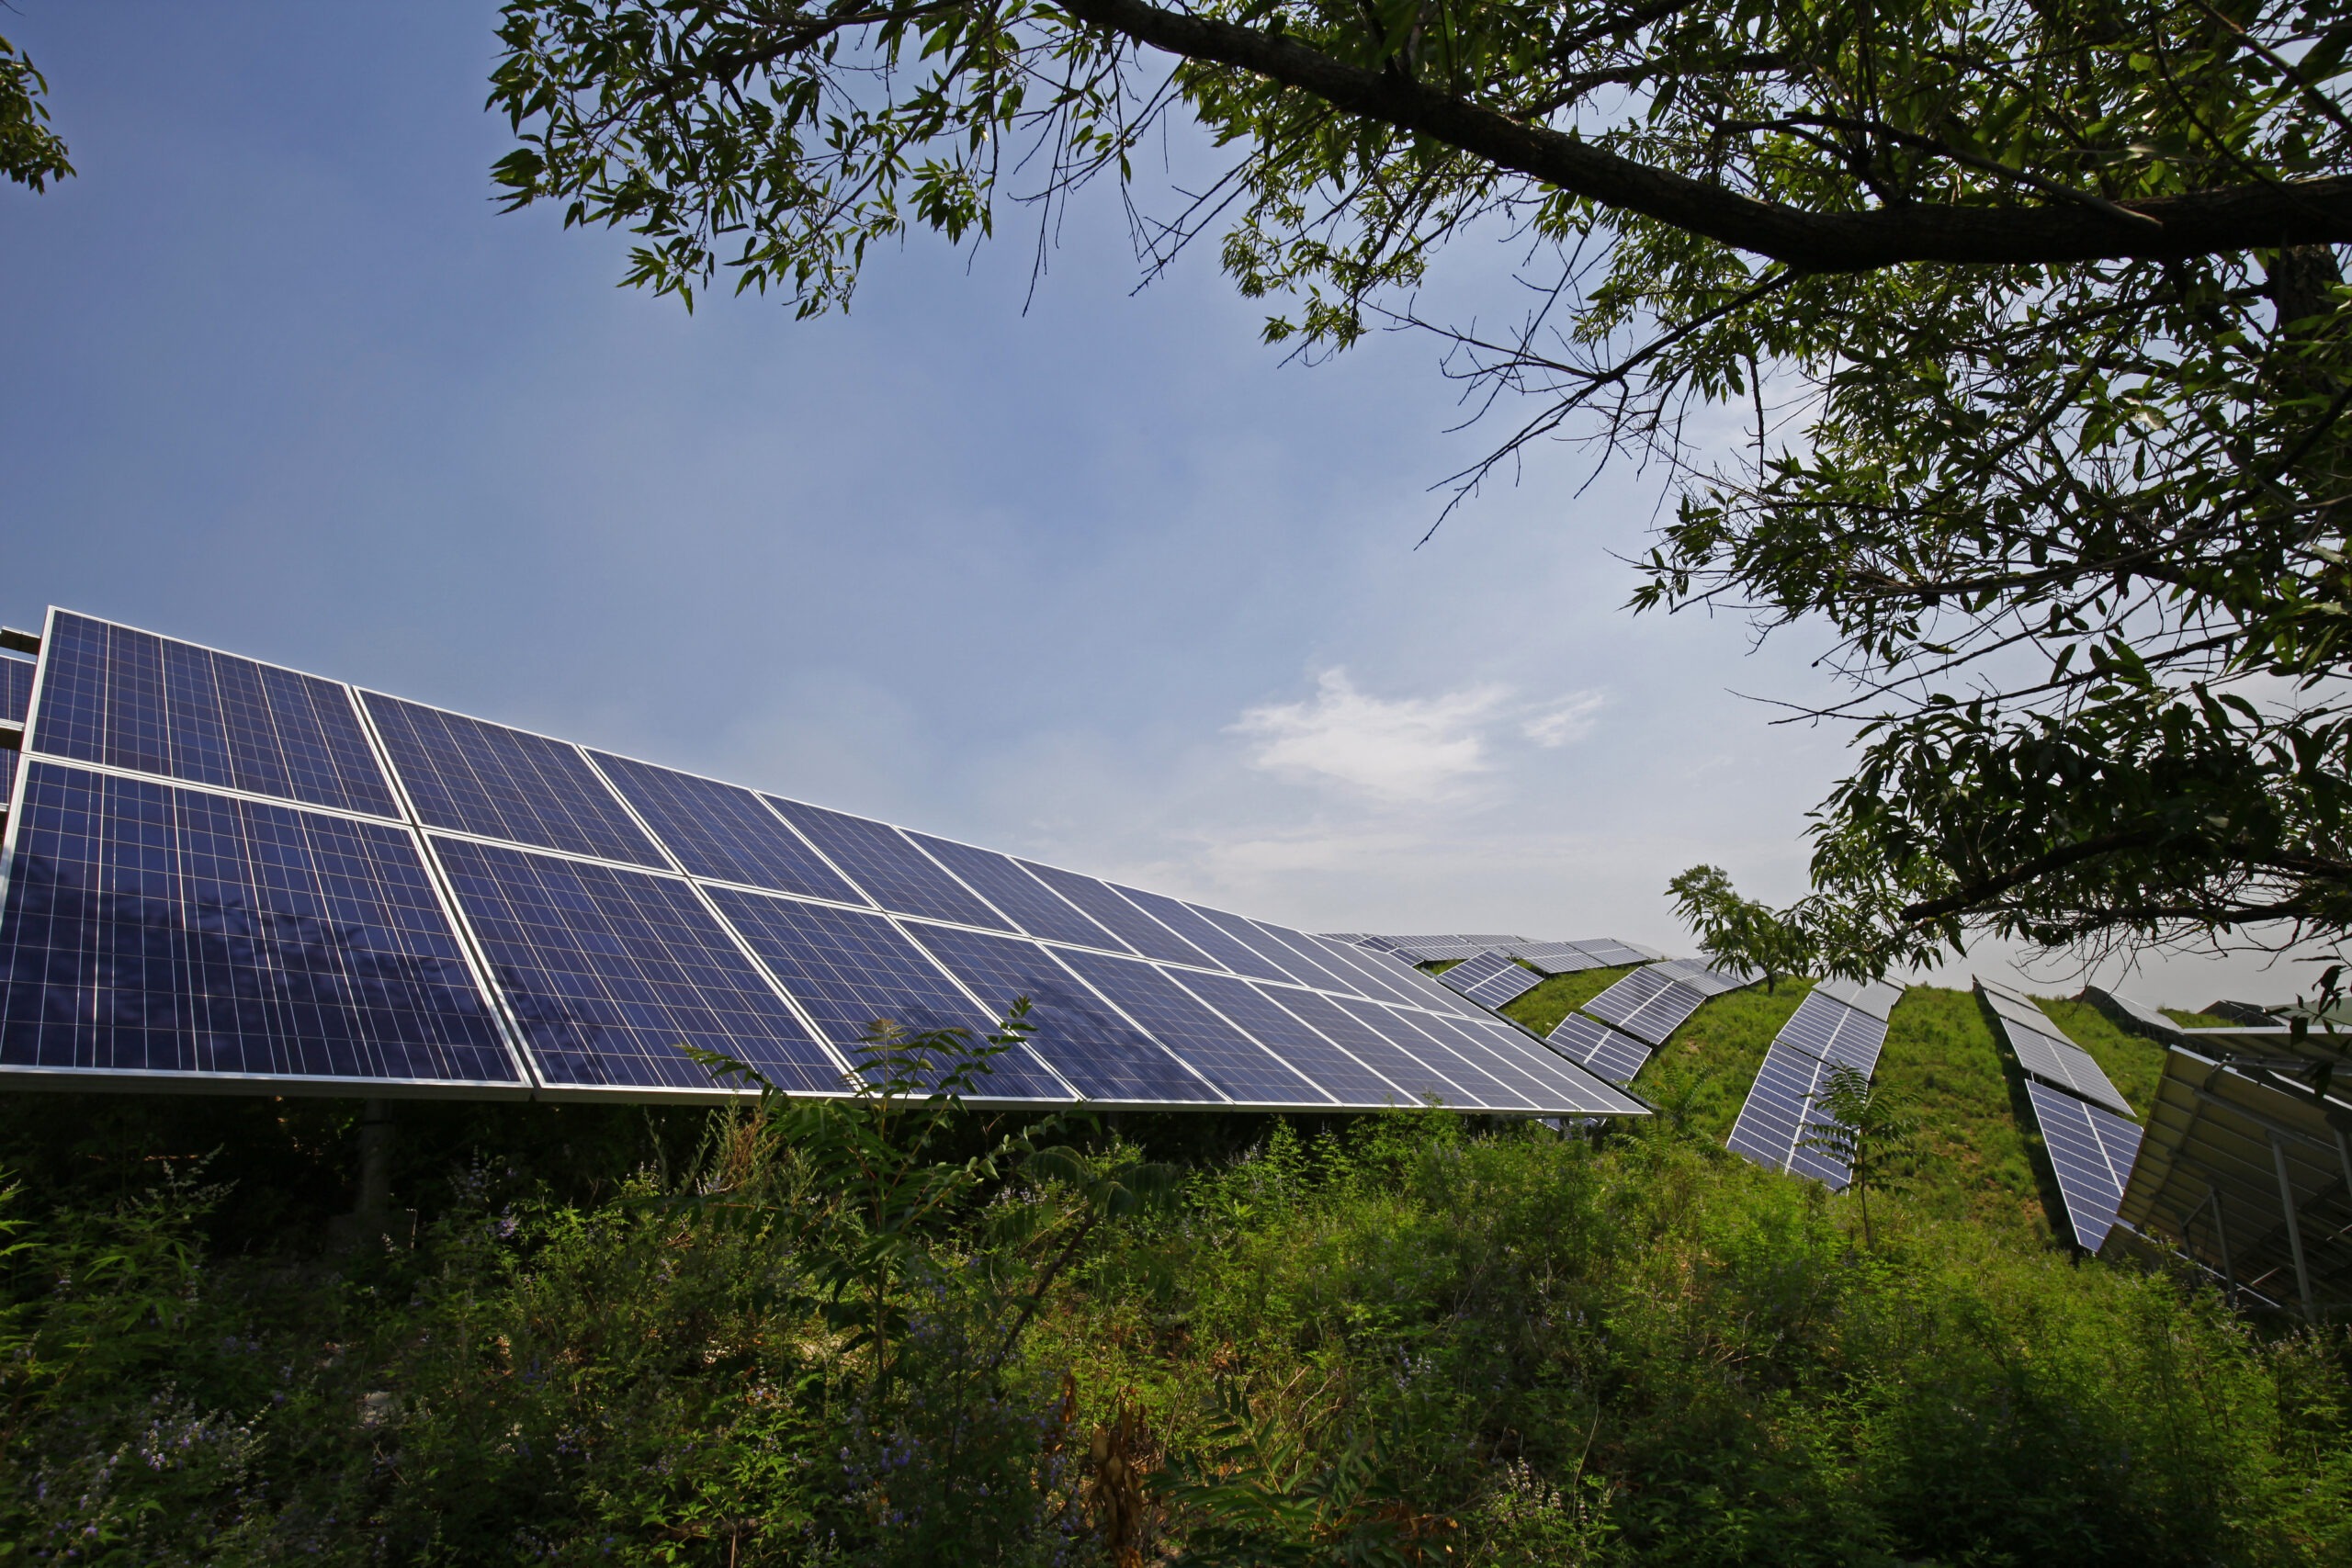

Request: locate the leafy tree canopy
(1, 36), (72, 193)
(489, 0), (2352, 975)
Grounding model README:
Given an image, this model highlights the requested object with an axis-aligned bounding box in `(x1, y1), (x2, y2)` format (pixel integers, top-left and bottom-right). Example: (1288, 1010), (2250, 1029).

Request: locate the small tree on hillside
(1799, 1064), (1917, 1249)
(1668, 865), (1814, 992)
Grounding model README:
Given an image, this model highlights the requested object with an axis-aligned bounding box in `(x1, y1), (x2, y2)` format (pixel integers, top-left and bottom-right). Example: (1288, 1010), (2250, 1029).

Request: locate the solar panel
(1395, 941), (1505, 963)
(1456, 953), (1545, 1010)
(763, 799), (1015, 931)
(699, 886), (1069, 1100)
(0, 762), (516, 1087)
(1272, 988), (1481, 1107)
(1544, 1012), (1653, 1084)
(897, 923), (1220, 1104)
(1110, 885), (1291, 981)
(1725, 1043), (1851, 1190)
(1436, 950), (1523, 998)
(1053, 947), (1334, 1105)
(1770, 990), (1889, 1075)
(1648, 958), (1751, 998)
(900, 833), (1124, 949)
(1506, 941), (1612, 975)
(1285, 932), (1434, 1010)
(1975, 982), (2135, 1116)
(1571, 939), (1657, 967)
(1580, 965), (1709, 1046)
(2025, 1079), (2143, 1251)
(0, 657), (33, 723)
(1181, 905), (1316, 986)
(38, 612), (399, 818)
(1165, 970), (1411, 1107)
(589, 751), (865, 903)
(364, 694), (664, 866)
(1419, 1010), (1649, 1114)
(434, 836), (842, 1095)
(1012, 860), (1215, 965)
(1812, 976), (1905, 1020)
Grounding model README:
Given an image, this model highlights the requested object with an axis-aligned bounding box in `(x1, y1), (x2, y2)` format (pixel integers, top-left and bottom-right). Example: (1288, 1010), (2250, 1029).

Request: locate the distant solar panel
(0, 657), (33, 723)
(1648, 958), (1752, 998)
(765, 799), (1015, 931)
(435, 837), (842, 1095)
(1544, 1012), (1653, 1084)
(1436, 950), (1522, 998)
(1394, 941), (1499, 963)
(1580, 964), (1710, 1046)
(365, 694), (663, 866)
(1569, 939), (1655, 967)
(2025, 1080), (2143, 1251)
(39, 612), (400, 818)
(0, 763), (517, 1088)
(1462, 959), (1545, 1010)
(590, 751), (865, 903)
(1506, 942), (1611, 975)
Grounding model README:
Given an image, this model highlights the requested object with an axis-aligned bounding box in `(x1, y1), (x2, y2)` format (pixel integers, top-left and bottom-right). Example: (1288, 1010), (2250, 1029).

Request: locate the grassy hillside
(2039, 997), (2169, 1115)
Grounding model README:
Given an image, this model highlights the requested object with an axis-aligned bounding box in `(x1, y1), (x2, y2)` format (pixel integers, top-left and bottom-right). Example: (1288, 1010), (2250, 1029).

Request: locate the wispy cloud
(1521, 690), (1606, 748)
(1230, 668), (1508, 804)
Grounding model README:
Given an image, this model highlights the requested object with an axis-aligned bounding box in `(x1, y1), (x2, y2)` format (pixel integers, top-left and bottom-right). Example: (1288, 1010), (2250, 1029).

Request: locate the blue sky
(0, 4), (2305, 1005)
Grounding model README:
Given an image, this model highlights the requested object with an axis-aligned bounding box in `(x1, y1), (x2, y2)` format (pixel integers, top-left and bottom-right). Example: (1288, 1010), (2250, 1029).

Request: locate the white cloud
(1231, 668), (1507, 804)
(1521, 690), (1606, 748)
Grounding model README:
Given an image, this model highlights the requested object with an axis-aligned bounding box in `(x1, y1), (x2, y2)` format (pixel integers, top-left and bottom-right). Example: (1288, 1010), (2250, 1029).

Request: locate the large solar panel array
(1725, 981), (1903, 1188)
(1974, 979), (2141, 1249)
(0, 611), (1645, 1118)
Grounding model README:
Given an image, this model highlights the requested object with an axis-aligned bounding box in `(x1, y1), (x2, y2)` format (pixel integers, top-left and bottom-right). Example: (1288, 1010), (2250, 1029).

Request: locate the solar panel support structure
(0, 629), (37, 656)
(2270, 1133), (2317, 1321)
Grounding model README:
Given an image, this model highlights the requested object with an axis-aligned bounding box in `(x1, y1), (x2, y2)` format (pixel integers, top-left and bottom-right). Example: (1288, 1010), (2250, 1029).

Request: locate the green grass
(2162, 1005), (2245, 1029)
(2038, 997), (2168, 1115)
(1877, 987), (2054, 1239)
(1630, 979), (1812, 1141)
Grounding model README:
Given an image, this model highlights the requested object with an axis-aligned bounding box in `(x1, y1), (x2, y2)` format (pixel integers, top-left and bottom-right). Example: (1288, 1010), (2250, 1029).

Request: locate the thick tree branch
(1050, 0), (2352, 269)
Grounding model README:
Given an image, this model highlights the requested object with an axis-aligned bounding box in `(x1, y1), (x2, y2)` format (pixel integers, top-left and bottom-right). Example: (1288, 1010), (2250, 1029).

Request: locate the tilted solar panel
(765, 799), (1014, 931)
(698, 886), (1069, 1100)
(1446, 1013), (1649, 1113)
(1053, 946), (1330, 1106)
(435, 837), (842, 1095)
(1436, 950), (1523, 999)
(1012, 860), (1215, 966)
(1580, 964), (1709, 1046)
(898, 923), (1220, 1105)
(1725, 1043), (1851, 1190)
(1396, 941), (1505, 963)
(1812, 976), (1905, 1021)
(40, 612), (399, 818)
(1544, 1011), (1653, 1085)
(1974, 981), (2134, 1116)
(1112, 886), (1291, 982)
(1648, 958), (1752, 998)
(364, 694), (663, 866)
(1167, 969), (1410, 1107)
(0, 763), (515, 1088)
(0, 657), (34, 723)
(1290, 932), (1435, 1010)
(1275, 988), (1481, 1107)
(1771, 990), (1889, 1076)
(1182, 905), (1315, 986)
(1573, 940), (1658, 967)
(589, 751), (863, 903)
(2025, 1080), (2143, 1251)
(1459, 958), (1544, 1010)
(900, 833), (1124, 950)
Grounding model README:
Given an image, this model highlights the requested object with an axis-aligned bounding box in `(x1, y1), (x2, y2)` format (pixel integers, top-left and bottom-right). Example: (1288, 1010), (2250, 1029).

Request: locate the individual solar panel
(1571, 939), (1655, 967)
(699, 886), (1069, 1100)
(1055, 948), (1329, 1105)
(1012, 860), (1214, 965)
(1544, 1011), (1653, 1085)
(1812, 976), (1904, 1020)
(1580, 964), (1709, 1046)
(764, 798), (1013, 931)
(434, 836), (840, 1094)
(1725, 1044), (1850, 1190)
(1348, 933), (1403, 952)
(1771, 990), (1889, 1076)
(1460, 957), (1544, 1010)
(1167, 971), (1407, 1106)
(1436, 950), (1526, 1001)
(1329, 996), (1532, 1109)
(35, 612), (399, 818)
(1111, 885), (1287, 980)
(1648, 958), (1751, 998)
(0, 762), (514, 1085)
(1507, 941), (1612, 975)
(589, 751), (864, 903)
(0, 657), (33, 723)
(364, 694), (663, 866)
(1272, 988), (1477, 1107)
(1975, 984), (2135, 1116)
(2026, 1079), (2143, 1251)
(900, 833), (1124, 949)
(899, 923), (1218, 1104)
(1340, 942), (1487, 1017)
(1396, 941), (1506, 963)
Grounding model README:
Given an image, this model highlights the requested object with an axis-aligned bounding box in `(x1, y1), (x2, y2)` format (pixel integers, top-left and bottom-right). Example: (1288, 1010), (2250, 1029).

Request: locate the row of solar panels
(1351, 932), (1661, 971)
(1544, 957), (1754, 1085)
(1724, 977), (1904, 1188)
(0, 611), (1644, 1116)
(1972, 979), (2145, 1252)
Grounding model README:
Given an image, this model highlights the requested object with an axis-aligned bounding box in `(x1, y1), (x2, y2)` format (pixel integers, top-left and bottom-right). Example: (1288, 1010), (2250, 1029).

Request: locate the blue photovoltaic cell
(1169, 970), (1408, 1106)
(0, 658), (33, 724)
(2026, 1080), (2143, 1251)
(1773, 990), (1888, 1075)
(1212, 916), (1358, 992)
(0, 763), (513, 1082)
(1013, 860), (1215, 965)
(1545, 1011), (1653, 1085)
(34, 613), (399, 818)
(1109, 886), (1278, 979)
(365, 695), (663, 867)
(1393, 1009), (1564, 1109)
(1357, 944), (1487, 1017)
(434, 836), (840, 1093)
(902, 833), (1125, 949)
(1436, 1011), (1647, 1113)
(1437, 951), (1516, 998)
(765, 799), (1012, 931)
(1464, 961), (1544, 1010)
(1055, 948), (1327, 1104)
(590, 752), (863, 903)
(1252, 987), (1464, 1105)
(1726, 1045), (1849, 1189)
(1582, 965), (1708, 1046)
(701, 886), (1069, 1100)
(900, 923), (1218, 1104)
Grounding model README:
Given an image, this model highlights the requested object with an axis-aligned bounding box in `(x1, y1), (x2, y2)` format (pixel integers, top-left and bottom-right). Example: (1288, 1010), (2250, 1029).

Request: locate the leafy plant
(1800, 1065), (1919, 1248)
(1667, 865), (1815, 991)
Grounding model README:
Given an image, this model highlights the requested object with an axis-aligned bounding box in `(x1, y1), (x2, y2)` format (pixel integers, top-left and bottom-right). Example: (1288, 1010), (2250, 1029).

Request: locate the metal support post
(2269, 1133), (2316, 1322)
